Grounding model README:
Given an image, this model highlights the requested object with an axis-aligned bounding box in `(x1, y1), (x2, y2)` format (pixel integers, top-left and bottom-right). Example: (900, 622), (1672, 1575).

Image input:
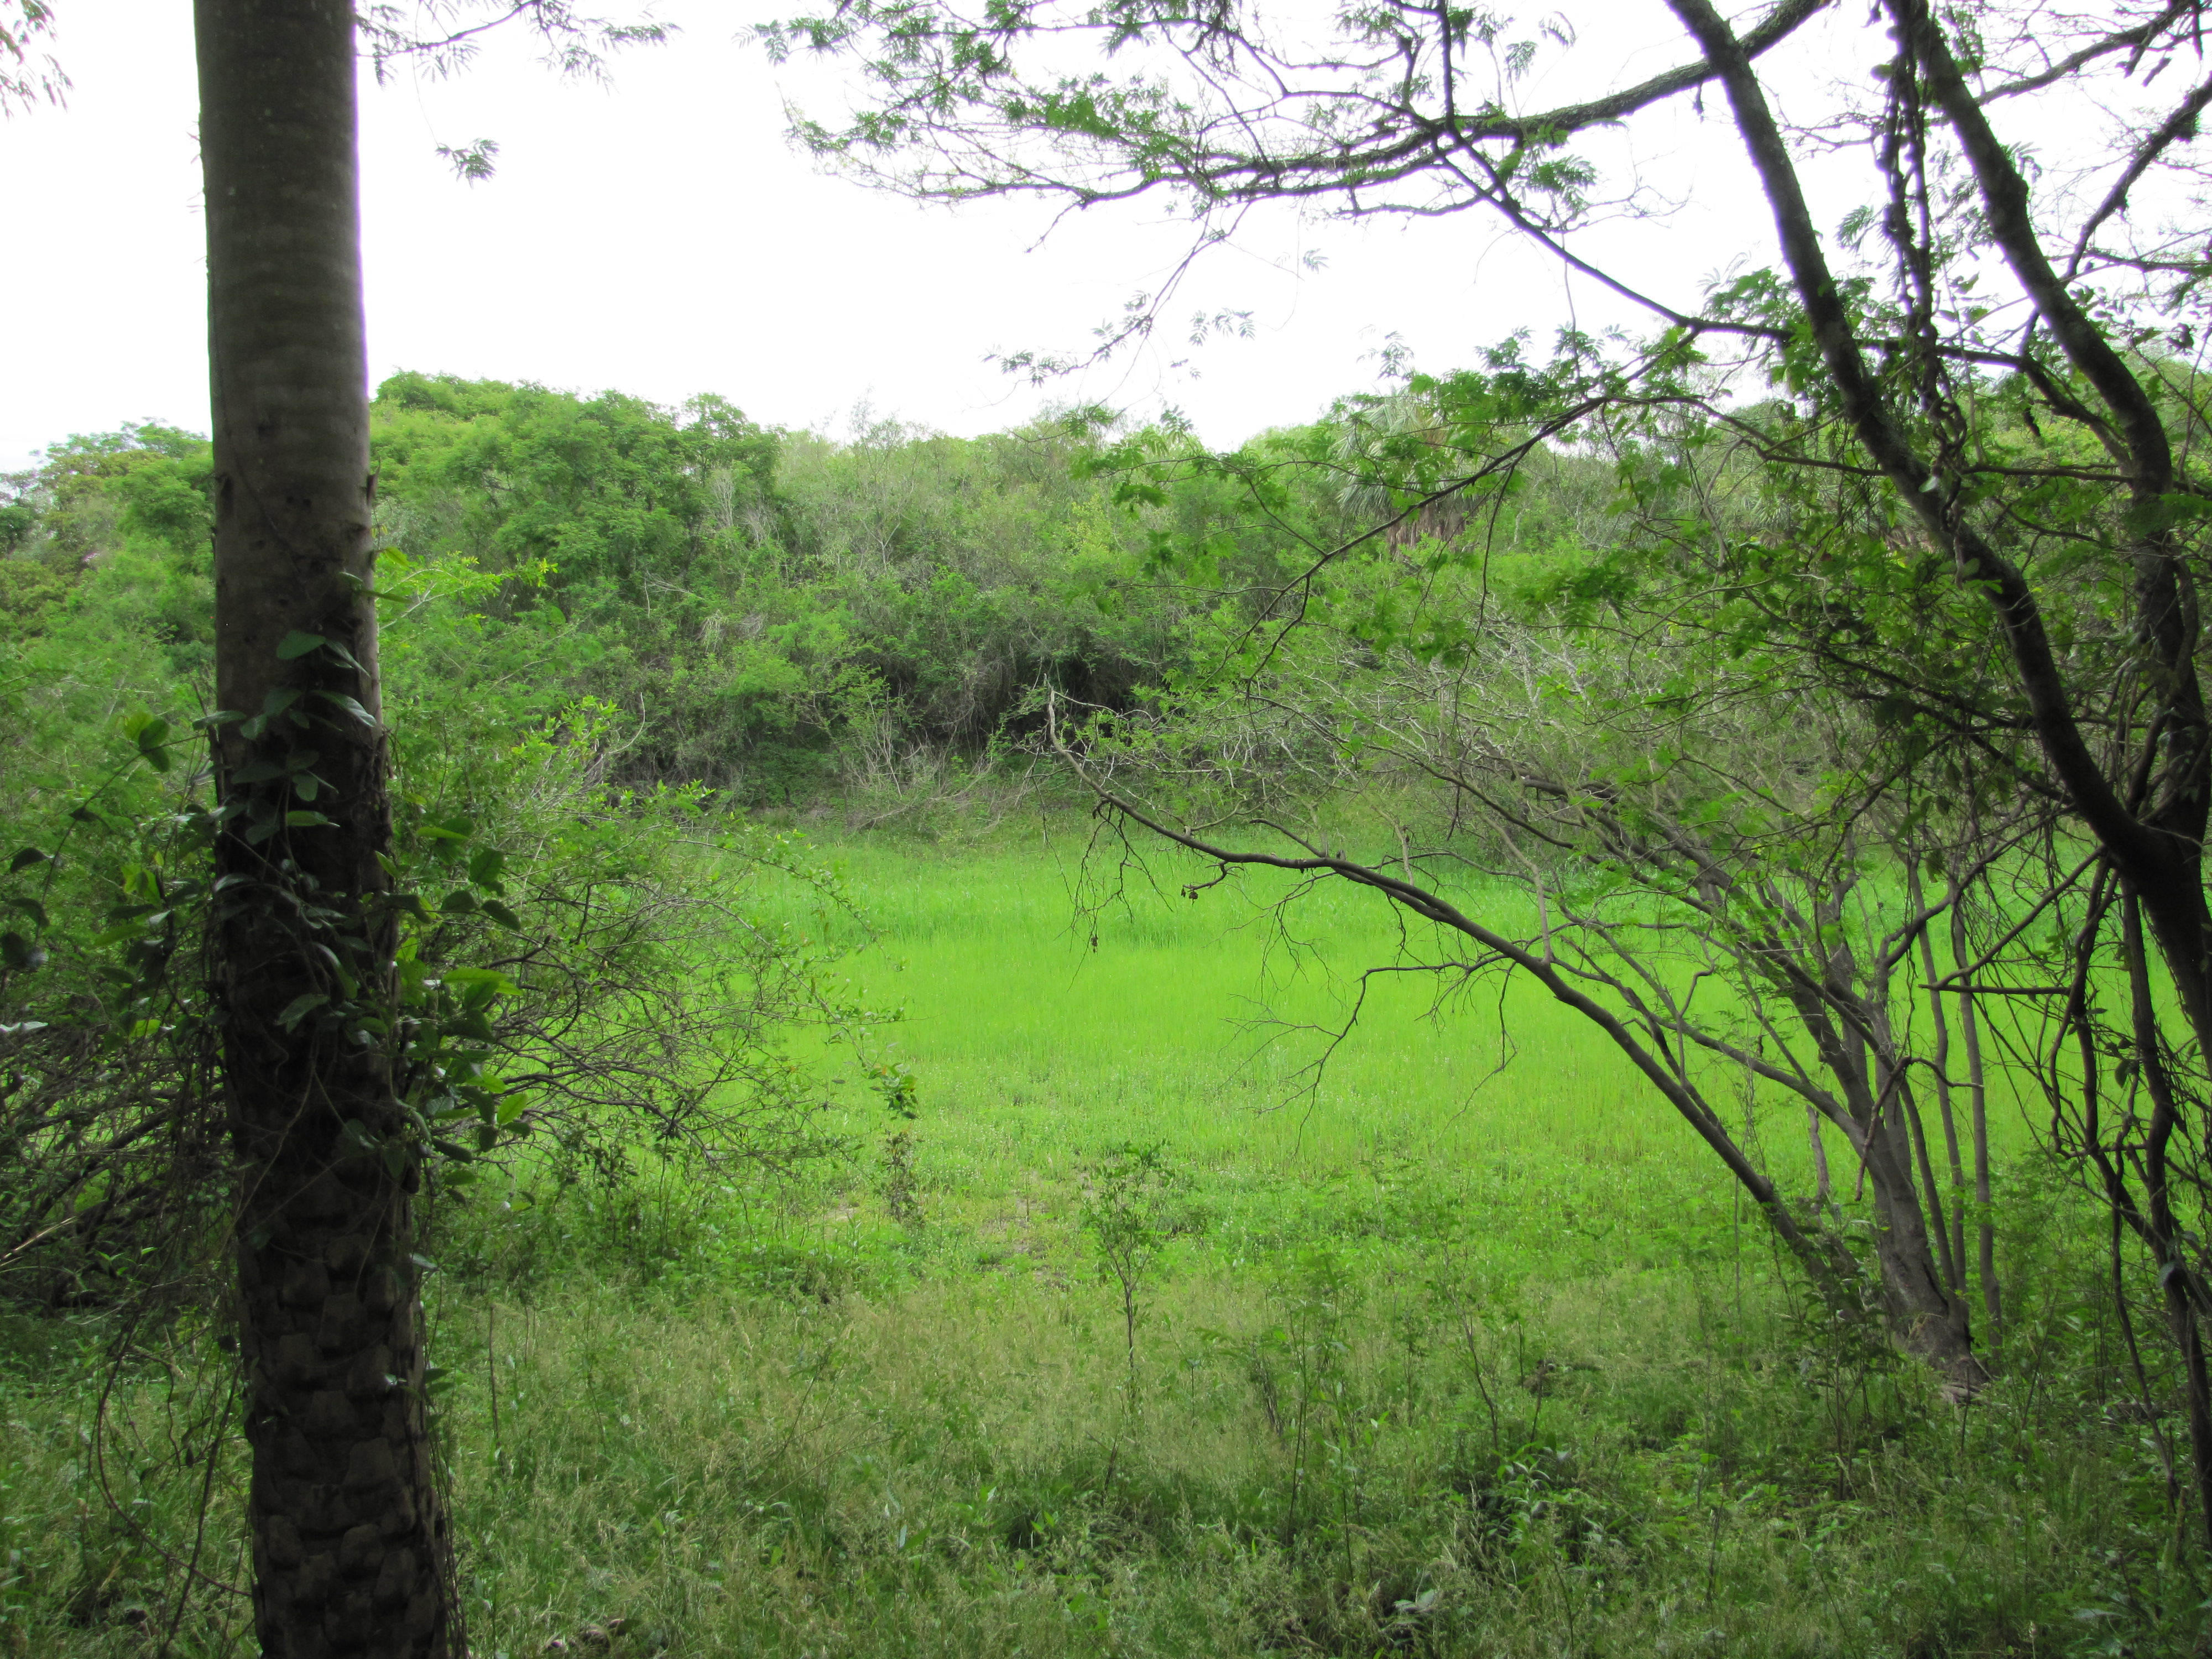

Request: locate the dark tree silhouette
(197, 0), (450, 1650)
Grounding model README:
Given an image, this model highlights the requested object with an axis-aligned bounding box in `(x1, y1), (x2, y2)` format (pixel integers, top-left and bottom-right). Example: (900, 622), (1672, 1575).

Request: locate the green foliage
(0, 423), (215, 663)
(0, 479), (900, 1312)
(6, 388), (1553, 823)
(371, 371), (776, 602)
(1079, 1139), (1183, 1368)
(356, 380), (1209, 806)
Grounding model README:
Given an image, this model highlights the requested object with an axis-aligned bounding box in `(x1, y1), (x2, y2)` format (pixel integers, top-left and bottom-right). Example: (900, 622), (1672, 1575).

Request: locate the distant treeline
(0, 373), (1609, 808)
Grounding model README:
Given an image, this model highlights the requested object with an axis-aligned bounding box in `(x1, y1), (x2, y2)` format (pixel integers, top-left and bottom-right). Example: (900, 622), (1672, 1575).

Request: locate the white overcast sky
(5, 1), (1862, 468)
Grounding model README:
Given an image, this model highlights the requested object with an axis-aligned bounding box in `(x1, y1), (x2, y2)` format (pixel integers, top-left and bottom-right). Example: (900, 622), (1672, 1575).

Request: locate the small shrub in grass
(881, 1129), (924, 1229)
(1080, 1141), (1184, 1374)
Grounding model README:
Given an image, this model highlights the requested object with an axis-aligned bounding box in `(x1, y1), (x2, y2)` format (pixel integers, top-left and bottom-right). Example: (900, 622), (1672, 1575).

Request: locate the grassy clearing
(0, 827), (2194, 1657)
(807, 827), (2041, 1228)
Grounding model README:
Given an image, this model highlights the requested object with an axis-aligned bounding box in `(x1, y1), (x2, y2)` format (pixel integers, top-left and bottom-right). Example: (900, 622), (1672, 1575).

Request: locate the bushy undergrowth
(1, 1138), (2194, 1658)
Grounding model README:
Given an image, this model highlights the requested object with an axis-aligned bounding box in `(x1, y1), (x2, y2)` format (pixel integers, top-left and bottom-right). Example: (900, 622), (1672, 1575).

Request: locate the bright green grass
(804, 827), (2032, 1266)
(839, 833), (1688, 1169)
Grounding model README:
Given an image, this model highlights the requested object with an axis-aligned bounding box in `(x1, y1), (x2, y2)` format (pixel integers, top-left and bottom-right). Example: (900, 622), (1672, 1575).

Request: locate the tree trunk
(1845, 1102), (1980, 1386)
(1949, 902), (2000, 1349)
(1772, 964), (1981, 1386)
(197, 1), (453, 1652)
(1907, 867), (1971, 1295)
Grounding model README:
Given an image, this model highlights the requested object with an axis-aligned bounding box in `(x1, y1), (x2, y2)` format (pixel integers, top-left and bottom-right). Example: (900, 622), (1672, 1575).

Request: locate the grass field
(0, 826), (2191, 1658)
(809, 825), (2039, 1262)
(834, 827), (1681, 1171)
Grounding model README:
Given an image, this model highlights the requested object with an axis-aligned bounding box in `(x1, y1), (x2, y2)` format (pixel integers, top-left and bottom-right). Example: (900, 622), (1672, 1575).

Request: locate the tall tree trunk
(1908, 867), (1971, 1293)
(1803, 1101), (1835, 1214)
(197, 1), (453, 1652)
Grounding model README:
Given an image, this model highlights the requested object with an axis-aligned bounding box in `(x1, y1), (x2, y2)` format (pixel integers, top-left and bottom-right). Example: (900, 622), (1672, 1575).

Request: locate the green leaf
(133, 717), (173, 771)
(467, 847), (506, 889)
(480, 900), (521, 930)
(8, 847), (48, 873)
(440, 890), (478, 916)
(4, 897), (47, 930)
(241, 687), (312, 741)
(312, 690), (379, 727)
(284, 811), (334, 828)
(320, 637), (367, 672)
(276, 993), (329, 1030)
(0, 933), (44, 972)
(276, 632), (327, 660)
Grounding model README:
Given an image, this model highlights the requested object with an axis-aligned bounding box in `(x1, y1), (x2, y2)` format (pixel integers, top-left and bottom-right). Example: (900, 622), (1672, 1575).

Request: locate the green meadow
(831, 831), (1679, 1188)
(3, 827), (2176, 1658)
(809, 828), (2044, 1233)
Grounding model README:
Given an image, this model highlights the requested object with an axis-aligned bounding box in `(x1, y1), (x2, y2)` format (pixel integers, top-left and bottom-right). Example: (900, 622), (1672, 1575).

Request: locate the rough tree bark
(197, 0), (453, 1651)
